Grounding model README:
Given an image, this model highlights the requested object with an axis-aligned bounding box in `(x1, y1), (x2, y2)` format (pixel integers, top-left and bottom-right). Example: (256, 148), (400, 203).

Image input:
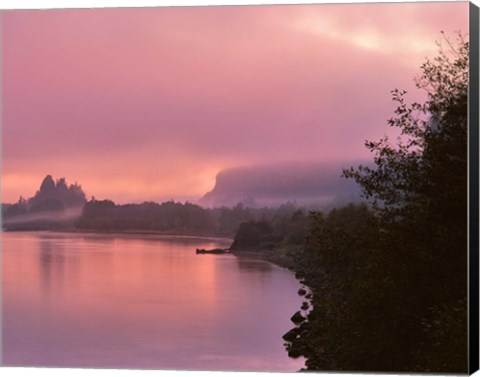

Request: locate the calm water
(2, 231), (304, 371)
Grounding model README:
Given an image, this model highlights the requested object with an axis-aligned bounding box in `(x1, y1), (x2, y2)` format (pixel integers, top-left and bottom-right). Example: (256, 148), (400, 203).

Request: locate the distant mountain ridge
(199, 162), (364, 209)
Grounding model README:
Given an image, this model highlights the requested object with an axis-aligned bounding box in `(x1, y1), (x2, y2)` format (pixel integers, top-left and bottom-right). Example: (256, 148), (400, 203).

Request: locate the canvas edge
(469, 1), (480, 375)
(0, 1), (476, 375)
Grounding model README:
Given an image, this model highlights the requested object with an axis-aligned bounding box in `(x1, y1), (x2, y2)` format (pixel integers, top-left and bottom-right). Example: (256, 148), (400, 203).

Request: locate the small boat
(196, 248), (228, 255)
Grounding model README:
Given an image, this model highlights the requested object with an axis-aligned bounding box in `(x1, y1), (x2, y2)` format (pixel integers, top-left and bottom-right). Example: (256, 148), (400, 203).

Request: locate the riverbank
(231, 246), (318, 371)
(231, 248), (296, 270)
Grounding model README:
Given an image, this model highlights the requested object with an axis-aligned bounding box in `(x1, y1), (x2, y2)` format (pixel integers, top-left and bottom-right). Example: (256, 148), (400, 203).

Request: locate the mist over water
(2, 206), (84, 226)
(2, 232), (305, 371)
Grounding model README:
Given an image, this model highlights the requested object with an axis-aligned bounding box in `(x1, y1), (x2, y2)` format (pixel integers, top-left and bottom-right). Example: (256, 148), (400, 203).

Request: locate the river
(2, 231), (304, 372)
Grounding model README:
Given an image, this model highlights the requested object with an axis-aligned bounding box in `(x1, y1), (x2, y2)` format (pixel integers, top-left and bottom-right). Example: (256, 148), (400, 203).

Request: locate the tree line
(75, 199), (308, 238)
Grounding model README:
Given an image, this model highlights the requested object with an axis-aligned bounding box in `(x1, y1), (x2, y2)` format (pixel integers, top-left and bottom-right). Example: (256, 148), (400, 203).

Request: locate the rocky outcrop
(28, 175), (87, 211)
(3, 175), (87, 229)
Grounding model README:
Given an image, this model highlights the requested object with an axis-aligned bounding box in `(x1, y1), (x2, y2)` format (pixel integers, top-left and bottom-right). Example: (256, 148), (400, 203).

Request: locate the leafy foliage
(230, 209), (310, 251)
(343, 32), (468, 227)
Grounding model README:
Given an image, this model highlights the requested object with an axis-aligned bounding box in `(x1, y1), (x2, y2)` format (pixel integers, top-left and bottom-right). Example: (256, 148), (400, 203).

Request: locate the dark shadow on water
(235, 255), (273, 273)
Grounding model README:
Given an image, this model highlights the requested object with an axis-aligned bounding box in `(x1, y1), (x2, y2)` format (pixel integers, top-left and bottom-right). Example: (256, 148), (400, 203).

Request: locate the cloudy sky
(1, 1), (469, 203)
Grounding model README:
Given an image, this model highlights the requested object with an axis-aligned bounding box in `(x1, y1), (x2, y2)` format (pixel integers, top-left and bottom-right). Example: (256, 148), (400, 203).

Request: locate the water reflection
(2, 231), (304, 372)
(39, 239), (68, 297)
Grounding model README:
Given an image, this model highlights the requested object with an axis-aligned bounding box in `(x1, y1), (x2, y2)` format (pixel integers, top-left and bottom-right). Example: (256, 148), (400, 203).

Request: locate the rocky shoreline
(231, 248), (319, 371)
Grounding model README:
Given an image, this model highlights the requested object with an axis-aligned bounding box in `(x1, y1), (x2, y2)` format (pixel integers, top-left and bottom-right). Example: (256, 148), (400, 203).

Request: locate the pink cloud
(1, 2), (469, 203)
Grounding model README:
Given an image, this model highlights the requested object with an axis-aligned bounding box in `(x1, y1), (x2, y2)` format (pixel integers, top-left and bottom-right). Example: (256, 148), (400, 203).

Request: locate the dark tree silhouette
(342, 34), (468, 372)
(343, 32), (468, 228)
(286, 34), (469, 373)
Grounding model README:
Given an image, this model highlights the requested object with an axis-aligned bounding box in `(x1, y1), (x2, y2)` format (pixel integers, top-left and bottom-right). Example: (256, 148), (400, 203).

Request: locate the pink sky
(1, 2), (469, 204)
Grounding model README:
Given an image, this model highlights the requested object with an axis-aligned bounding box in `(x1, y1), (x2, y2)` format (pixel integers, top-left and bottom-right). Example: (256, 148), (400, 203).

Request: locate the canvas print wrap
(1, 1), (476, 373)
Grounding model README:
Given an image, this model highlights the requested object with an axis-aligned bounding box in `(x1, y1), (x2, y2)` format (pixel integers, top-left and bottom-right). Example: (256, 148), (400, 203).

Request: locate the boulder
(287, 347), (303, 359)
(290, 311), (306, 324)
(282, 327), (300, 342)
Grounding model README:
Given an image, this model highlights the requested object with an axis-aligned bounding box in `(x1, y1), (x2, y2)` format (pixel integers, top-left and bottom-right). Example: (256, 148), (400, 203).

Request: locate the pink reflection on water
(2, 232), (304, 371)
